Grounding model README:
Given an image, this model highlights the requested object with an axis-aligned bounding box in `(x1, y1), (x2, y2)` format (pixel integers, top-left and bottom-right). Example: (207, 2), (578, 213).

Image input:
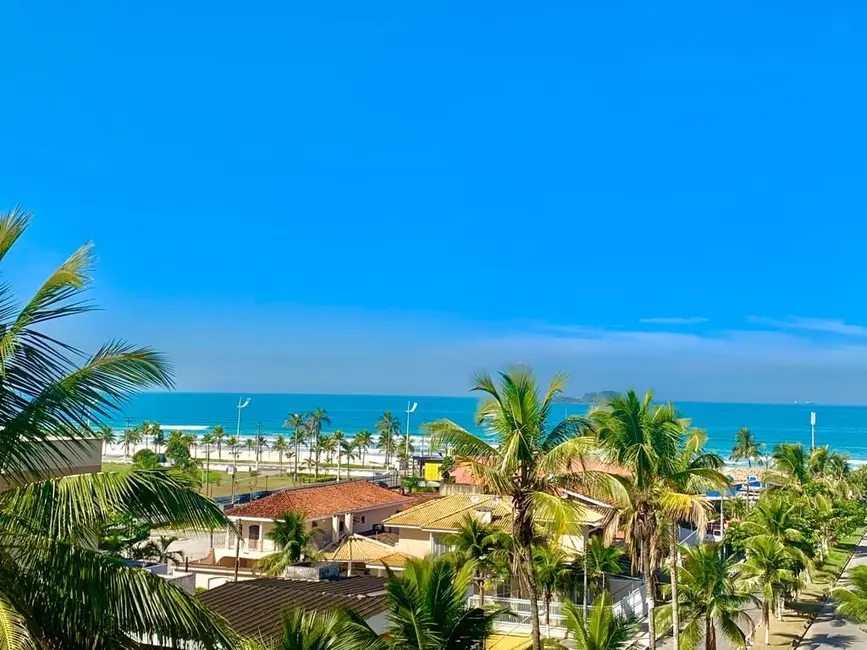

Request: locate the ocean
(105, 393), (867, 462)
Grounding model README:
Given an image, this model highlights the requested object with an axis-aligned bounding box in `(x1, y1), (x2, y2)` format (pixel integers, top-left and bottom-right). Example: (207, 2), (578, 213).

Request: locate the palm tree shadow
(801, 631), (858, 649)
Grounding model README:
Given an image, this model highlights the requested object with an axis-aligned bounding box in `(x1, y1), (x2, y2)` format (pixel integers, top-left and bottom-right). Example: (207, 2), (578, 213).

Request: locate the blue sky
(4, 1), (867, 402)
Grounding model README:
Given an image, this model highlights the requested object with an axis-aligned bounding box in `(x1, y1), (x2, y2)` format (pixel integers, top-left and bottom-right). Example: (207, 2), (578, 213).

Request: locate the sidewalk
(799, 532), (867, 650)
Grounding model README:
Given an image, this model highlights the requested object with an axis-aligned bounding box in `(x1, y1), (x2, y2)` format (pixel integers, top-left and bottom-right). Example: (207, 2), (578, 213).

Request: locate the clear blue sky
(4, 1), (867, 402)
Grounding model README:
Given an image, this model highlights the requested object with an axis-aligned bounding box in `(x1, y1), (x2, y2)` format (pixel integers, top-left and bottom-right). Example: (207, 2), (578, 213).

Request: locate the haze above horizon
(4, 2), (867, 402)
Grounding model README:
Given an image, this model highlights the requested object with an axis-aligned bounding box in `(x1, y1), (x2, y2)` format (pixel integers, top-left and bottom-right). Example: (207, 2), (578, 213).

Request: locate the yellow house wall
(395, 527), (431, 558)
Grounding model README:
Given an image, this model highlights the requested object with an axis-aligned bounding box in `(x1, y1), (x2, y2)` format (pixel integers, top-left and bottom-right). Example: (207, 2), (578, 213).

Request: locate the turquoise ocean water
(108, 393), (867, 462)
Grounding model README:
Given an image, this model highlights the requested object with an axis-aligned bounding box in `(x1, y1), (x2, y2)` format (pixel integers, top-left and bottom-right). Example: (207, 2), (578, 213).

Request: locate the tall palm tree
(741, 496), (811, 583)
(227, 435), (239, 460)
(589, 391), (724, 650)
(201, 432), (215, 496)
(584, 536), (625, 596)
(152, 428), (166, 455)
(656, 543), (756, 650)
(341, 557), (501, 650)
(729, 427), (764, 507)
(376, 412), (401, 467)
(273, 434), (290, 477)
(562, 592), (640, 650)
(140, 420), (152, 451)
(739, 535), (798, 645)
(443, 514), (512, 606)
(98, 424), (116, 455)
(429, 367), (601, 650)
(258, 511), (322, 575)
(121, 427), (142, 461)
(284, 413), (308, 481)
(332, 430), (345, 480)
(0, 206), (235, 649)
(353, 430), (373, 467)
(211, 424), (226, 460)
(149, 421), (161, 451)
(831, 565), (867, 623)
(136, 535), (185, 566)
(307, 409), (331, 471)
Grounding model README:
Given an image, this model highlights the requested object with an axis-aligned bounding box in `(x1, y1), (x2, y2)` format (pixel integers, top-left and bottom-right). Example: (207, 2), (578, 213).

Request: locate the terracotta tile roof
(198, 577), (388, 641)
(323, 535), (396, 563)
(225, 480), (412, 520)
(384, 493), (613, 532)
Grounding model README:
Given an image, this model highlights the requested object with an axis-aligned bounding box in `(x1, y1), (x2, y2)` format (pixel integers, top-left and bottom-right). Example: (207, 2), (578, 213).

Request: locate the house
(382, 492), (617, 559)
(197, 572), (390, 643)
(188, 480), (412, 589)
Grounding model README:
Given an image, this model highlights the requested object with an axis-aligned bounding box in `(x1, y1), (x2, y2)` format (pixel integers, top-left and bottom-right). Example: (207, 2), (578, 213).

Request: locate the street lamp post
(405, 401), (418, 476)
(810, 411), (817, 450)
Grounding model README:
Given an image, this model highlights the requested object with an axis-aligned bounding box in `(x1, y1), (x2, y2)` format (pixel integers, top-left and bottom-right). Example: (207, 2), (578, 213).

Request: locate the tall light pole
(405, 401), (418, 476)
(236, 397), (251, 438)
(810, 411), (817, 450)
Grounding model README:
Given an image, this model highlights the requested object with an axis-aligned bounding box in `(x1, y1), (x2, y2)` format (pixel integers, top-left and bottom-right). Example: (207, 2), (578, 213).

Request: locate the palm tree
(534, 545), (579, 636)
(136, 535), (185, 566)
(584, 536), (625, 596)
(227, 435), (240, 460)
(429, 367), (601, 650)
(739, 535), (798, 645)
(730, 427), (764, 507)
(121, 427), (142, 461)
(140, 420), (152, 450)
(245, 438), (256, 460)
(376, 412), (401, 467)
(242, 607), (352, 650)
(656, 543), (756, 650)
(0, 206), (234, 648)
(769, 443), (811, 493)
(284, 413), (308, 481)
(332, 430), (346, 480)
(443, 514), (511, 606)
(307, 408), (331, 471)
(258, 511), (323, 575)
(590, 391), (725, 650)
(562, 592), (640, 650)
(397, 433), (414, 471)
(201, 432), (215, 496)
(184, 433), (198, 458)
(273, 434), (290, 477)
(149, 421), (161, 451)
(98, 424), (116, 455)
(741, 496), (811, 582)
(831, 565), (867, 623)
(341, 557), (501, 650)
(152, 428), (166, 455)
(211, 424), (226, 460)
(353, 429), (373, 467)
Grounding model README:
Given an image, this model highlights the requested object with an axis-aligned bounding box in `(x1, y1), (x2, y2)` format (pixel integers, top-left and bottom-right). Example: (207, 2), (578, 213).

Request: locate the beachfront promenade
(800, 532), (867, 650)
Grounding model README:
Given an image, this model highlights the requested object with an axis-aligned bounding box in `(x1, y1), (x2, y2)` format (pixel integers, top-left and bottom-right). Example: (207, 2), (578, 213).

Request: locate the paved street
(800, 533), (867, 650)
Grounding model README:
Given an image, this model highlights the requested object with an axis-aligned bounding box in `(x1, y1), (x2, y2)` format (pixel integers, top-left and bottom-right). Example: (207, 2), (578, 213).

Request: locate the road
(799, 532), (867, 650)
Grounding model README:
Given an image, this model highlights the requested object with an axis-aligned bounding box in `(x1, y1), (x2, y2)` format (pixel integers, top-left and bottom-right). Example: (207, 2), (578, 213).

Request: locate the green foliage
(832, 565), (867, 623)
(657, 543), (756, 650)
(438, 455), (456, 482)
(132, 448), (160, 469)
(562, 591), (640, 650)
(258, 510), (323, 575)
(584, 536), (625, 595)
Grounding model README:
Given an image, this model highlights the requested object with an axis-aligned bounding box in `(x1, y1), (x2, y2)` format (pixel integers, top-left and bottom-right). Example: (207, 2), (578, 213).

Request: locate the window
(431, 534), (451, 557)
(339, 520), (345, 532)
(248, 525), (260, 541)
(360, 516), (366, 524)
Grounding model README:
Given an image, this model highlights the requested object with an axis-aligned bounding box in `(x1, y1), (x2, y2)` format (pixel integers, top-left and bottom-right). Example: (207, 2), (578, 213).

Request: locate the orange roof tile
(225, 480), (412, 520)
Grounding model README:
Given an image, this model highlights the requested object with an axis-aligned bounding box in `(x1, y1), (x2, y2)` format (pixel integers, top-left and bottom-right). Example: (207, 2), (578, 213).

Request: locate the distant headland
(552, 391), (618, 405)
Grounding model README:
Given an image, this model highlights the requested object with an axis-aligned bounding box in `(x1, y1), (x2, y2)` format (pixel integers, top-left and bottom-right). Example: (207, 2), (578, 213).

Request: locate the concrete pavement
(799, 532), (867, 650)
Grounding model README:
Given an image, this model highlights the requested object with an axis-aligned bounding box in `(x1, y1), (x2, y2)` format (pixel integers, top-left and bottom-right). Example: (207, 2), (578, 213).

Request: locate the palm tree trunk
(294, 432), (299, 481)
(645, 536), (657, 650)
(545, 595), (551, 639)
(670, 522), (680, 650)
(477, 576), (485, 607)
(279, 451), (283, 477)
(763, 601), (770, 645)
(515, 498), (543, 650)
(706, 614), (715, 650)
